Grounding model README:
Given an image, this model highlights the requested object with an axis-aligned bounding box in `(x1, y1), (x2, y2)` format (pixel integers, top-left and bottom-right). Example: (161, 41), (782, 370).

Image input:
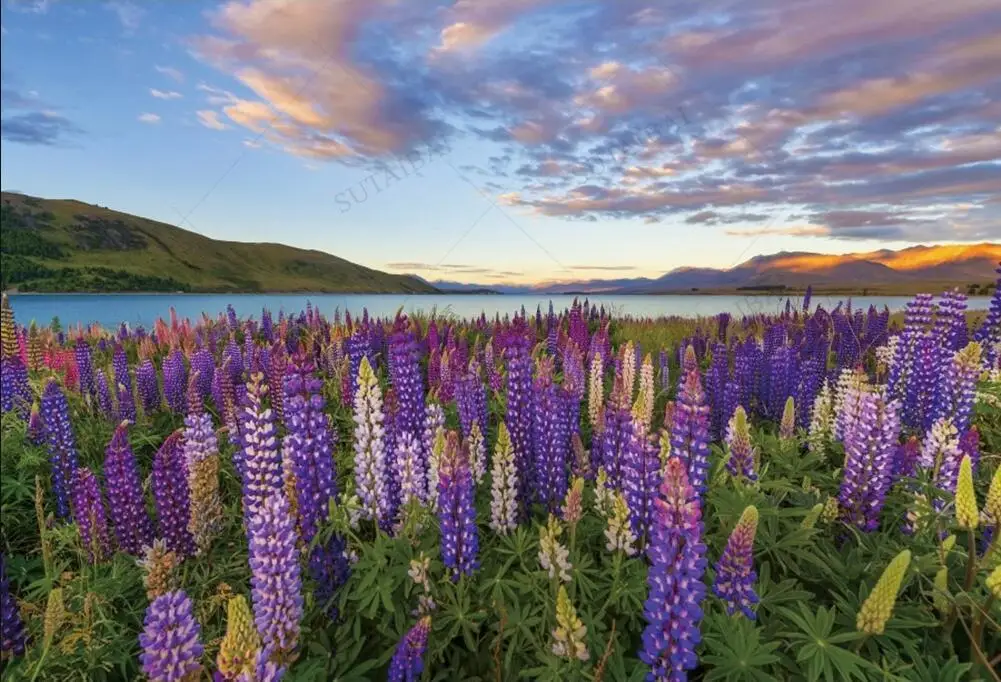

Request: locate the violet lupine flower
(152, 432), (196, 558)
(113, 345), (136, 422)
(600, 404), (630, 490)
(163, 349), (188, 414)
(240, 373), (283, 531)
(622, 416), (660, 549)
(248, 493), (303, 659)
(712, 506), (759, 619)
(190, 348), (215, 402)
(117, 380), (136, 424)
(437, 432), (479, 580)
(936, 289), (968, 353)
(936, 342), (981, 435)
(309, 533), (350, 620)
(388, 616), (431, 682)
(137, 359), (161, 414)
(1, 355), (31, 417)
(456, 361), (488, 442)
(353, 357), (389, 523)
(224, 339), (244, 382)
(504, 334), (534, 514)
(27, 402), (45, 445)
(838, 389), (901, 532)
(139, 590), (204, 682)
(389, 314), (428, 440)
(282, 355), (337, 544)
(707, 343), (729, 439)
(41, 379), (80, 519)
(671, 346), (712, 497)
(96, 369), (116, 421)
(973, 264), (1001, 366)
(533, 358), (571, 510)
(75, 338), (96, 400)
(267, 344), (287, 426)
(1, 553), (29, 658)
(71, 467), (112, 564)
(104, 422), (154, 555)
(640, 457), (707, 681)
(958, 427), (980, 473)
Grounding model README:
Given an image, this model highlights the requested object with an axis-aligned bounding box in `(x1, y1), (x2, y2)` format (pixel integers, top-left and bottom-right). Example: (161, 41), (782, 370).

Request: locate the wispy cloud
(154, 65), (184, 83)
(105, 1), (142, 31)
(150, 88), (182, 100)
(137, 112), (160, 124)
(196, 109), (227, 130)
(570, 265), (637, 271)
(1, 73), (82, 145)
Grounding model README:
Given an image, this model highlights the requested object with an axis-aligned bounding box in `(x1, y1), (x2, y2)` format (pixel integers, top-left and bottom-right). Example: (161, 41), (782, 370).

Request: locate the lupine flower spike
(217, 594), (262, 681)
(856, 549), (911, 635)
(139, 590), (204, 682)
(552, 585), (589, 661)
(1, 553), (29, 659)
(489, 422), (519, 535)
(779, 396), (796, 442)
(388, 616), (431, 682)
(954, 455), (978, 531)
(712, 506), (760, 619)
(248, 492), (302, 661)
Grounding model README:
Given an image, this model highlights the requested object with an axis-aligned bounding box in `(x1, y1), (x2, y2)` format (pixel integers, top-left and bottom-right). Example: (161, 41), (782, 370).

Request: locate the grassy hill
(0, 192), (439, 294)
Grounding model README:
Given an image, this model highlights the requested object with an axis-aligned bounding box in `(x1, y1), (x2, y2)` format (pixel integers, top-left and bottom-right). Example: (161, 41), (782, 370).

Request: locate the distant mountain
(434, 243), (1000, 295)
(1, 192), (438, 294)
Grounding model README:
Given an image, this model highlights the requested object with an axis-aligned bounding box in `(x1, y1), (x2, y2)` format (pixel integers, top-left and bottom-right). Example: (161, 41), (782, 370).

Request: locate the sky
(1, 0), (999, 287)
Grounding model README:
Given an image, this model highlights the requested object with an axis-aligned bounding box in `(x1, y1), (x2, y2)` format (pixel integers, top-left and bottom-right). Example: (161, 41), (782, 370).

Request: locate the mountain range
(429, 243), (1001, 295)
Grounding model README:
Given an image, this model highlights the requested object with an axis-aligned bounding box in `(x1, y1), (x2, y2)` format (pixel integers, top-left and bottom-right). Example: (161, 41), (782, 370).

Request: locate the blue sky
(2, 0), (999, 286)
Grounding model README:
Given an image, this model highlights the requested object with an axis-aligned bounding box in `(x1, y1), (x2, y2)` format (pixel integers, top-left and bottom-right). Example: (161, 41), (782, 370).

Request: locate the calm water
(7, 293), (991, 329)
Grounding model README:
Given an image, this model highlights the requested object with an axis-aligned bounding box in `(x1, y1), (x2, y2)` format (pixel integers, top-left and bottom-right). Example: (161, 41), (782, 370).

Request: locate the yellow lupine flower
(986, 565), (1001, 600)
(43, 587), (65, 647)
(942, 534), (956, 553)
(552, 585), (589, 661)
(821, 496), (839, 523)
(217, 595), (261, 679)
(955, 455), (978, 531)
(985, 464), (1001, 523)
(856, 549), (911, 635)
(801, 503), (823, 529)
(932, 567), (950, 615)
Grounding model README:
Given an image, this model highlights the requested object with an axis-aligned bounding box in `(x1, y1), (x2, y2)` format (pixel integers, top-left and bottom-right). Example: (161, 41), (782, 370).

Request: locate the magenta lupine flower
(532, 358), (571, 510)
(104, 422), (154, 555)
(282, 354), (337, 544)
(1, 553), (29, 658)
(71, 467), (112, 564)
(838, 390), (901, 532)
(505, 334), (534, 513)
(671, 346), (711, 497)
(622, 416), (660, 548)
(139, 590), (204, 682)
(248, 493), (303, 659)
(96, 369), (116, 421)
(137, 359), (161, 414)
(240, 373), (283, 530)
(152, 432), (195, 558)
(389, 616), (431, 682)
(640, 457), (707, 681)
(163, 349), (188, 414)
(437, 433), (479, 581)
(712, 506), (759, 619)
(75, 338), (96, 400)
(41, 379), (80, 519)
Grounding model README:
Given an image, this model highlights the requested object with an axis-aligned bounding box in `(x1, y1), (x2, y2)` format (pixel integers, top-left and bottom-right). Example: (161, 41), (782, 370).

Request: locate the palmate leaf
(777, 604), (876, 682)
(702, 613), (781, 681)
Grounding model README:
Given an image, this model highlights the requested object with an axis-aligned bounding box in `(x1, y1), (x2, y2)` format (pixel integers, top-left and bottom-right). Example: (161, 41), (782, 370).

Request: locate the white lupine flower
(538, 515), (572, 583)
(469, 421), (487, 485)
(396, 430), (425, 506)
(632, 354), (655, 431)
(593, 468), (614, 517)
(808, 381), (834, 458)
(353, 357), (388, 522)
(620, 341), (636, 402)
(833, 368), (868, 442)
(423, 402), (446, 508)
(604, 493), (637, 556)
(587, 353), (604, 432)
(489, 423), (519, 535)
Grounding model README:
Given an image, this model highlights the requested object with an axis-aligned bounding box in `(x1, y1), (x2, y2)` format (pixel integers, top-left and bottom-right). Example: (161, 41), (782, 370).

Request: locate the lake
(6, 293), (993, 329)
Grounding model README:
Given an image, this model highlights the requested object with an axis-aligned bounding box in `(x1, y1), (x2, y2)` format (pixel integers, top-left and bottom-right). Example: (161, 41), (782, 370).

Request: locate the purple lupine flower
(640, 457), (707, 681)
(112, 345), (136, 421)
(139, 590), (203, 682)
(504, 334), (534, 513)
(1, 355), (31, 417)
(973, 264), (1000, 366)
(41, 379), (80, 519)
(936, 289), (968, 353)
(622, 416), (660, 549)
(936, 342), (981, 435)
(671, 346), (711, 497)
(240, 373), (283, 530)
(27, 401), (45, 445)
(389, 616), (431, 682)
(958, 427), (980, 473)
(838, 390), (901, 532)
(437, 432), (479, 580)
(707, 343), (729, 439)
(309, 533), (350, 620)
(1, 553), (29, 658)
(456, 361), (487, 441)
(712, 506), (759, 619)
(532, 358), (570, 510)
(248, 493), (303, 658)
(283, 354), (337, 544)
(104, 422), (154, 555)
(151, 432), (195, 558)
(388, 314), (428, 486)
(163, 349), (187, 414)
(224, 338), (245, 383)
(71, 467), (112, 564)
(137, 359), (161, 414)
(893, 436), (921, 480)
(96, 369), (115, 421)
(75, 338), (96, 400)
(190, 348), (215, 401)
(600, 404), (630, 489)
(803, 285), (813, 312)
(725, 406), (757, 482)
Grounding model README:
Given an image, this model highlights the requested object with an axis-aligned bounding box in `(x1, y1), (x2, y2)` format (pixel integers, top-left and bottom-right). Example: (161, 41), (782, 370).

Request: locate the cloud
(155, 65), (184, 83)
(1, 73), (82, 145)
(570, 264), (637, 271)
(186, 0), (1001, 244)
(137, 112), (160, 124)
(105, 1), (143, 31)
(150, 88), (182, 100)
(196, 109), (228, 130)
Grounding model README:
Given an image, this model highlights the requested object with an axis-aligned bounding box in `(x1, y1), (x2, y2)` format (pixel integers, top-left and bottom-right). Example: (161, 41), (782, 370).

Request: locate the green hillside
(0, 192), (438, 294)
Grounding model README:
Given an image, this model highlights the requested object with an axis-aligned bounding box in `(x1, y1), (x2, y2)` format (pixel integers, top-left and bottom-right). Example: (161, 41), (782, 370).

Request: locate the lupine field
(0, 278), (1000, 682)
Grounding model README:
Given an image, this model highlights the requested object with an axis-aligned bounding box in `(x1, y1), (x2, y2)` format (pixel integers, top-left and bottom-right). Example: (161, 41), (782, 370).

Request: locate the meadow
(0, 282), (999, 682)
